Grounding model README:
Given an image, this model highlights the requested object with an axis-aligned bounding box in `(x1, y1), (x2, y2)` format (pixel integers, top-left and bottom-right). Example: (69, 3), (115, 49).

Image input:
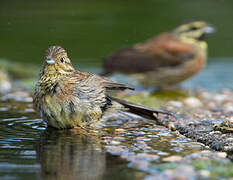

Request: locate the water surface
(0, 1), (233, 179)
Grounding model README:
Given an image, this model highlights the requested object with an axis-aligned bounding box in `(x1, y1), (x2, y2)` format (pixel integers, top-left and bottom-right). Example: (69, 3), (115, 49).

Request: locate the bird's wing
(73, 71), (134, 92)
(102, 33), (196, 74)
(72, 72), (174, 119)
(71, 72), (134, 110)
(135, 33), (196, 65)
(102, 47), (158, 74)
(100, 76), (134, 91)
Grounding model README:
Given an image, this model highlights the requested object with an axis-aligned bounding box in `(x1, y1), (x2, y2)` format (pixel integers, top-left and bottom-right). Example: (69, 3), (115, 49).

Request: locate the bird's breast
(41, 93), (103, 129)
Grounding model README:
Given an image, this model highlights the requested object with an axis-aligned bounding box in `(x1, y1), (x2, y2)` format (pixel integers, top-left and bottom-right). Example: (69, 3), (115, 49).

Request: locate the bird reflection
(36, 128), (106, 180)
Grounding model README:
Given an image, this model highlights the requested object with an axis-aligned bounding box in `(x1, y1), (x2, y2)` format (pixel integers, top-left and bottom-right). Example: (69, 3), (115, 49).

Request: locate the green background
(1, 0), (232, 67)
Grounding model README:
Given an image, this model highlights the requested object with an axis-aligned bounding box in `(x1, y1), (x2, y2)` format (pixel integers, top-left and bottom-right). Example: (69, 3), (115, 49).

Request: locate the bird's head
(173, 21), (215, 41)
(42, 46), (75, 76)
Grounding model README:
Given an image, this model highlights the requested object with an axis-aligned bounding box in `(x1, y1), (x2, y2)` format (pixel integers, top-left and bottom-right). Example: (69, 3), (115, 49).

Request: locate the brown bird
(102, 21), (215, 88)
(33, 46), (172, 129)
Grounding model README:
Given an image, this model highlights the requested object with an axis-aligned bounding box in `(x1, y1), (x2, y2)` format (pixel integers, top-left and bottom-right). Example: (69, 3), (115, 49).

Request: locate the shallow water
(0, 97), (232, 180)
(1, 0), (233, 179)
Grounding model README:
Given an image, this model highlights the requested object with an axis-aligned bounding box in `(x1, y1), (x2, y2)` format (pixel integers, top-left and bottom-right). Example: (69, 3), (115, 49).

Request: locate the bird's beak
(46, 56), (55, 65)
(204, 25), (215, 34)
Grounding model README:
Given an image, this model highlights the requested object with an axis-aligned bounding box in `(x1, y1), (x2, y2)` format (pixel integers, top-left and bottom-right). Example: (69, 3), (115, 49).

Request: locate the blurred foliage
(0, 59), (38, 79)
(0, 0), (233, 68)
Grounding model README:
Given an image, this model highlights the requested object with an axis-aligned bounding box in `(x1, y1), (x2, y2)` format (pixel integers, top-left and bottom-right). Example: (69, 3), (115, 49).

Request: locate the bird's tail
(109, 96), (174, 120)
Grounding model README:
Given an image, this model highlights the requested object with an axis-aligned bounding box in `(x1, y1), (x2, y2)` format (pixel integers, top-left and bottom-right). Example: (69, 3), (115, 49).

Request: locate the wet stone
(157, 152), (169, 156)
(168, 101), (183, 108)
(183, 97), (203, 108)
(216, 152), (227, 158)
(0, 70), (11, 94)
(1, 91), (32, 102)
(163, 155), (183, 162)
(158, 90), (233, 156)
(198, 170), (211, 179)
(1, 84), (233, 180)
(110, 140), (121, 145)
(170, 147), (184, 152)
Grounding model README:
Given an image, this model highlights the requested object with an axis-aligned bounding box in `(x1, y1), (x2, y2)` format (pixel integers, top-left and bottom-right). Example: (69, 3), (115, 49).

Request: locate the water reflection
(0, 99), (231, 179)
(36, 129), (106, 180)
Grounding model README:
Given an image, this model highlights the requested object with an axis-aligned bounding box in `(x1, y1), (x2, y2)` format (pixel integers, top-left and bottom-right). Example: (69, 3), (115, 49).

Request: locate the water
(0, 98), (204, 179)
(0, 101), (43, 179)
(0, 0), (233, 179)
(1, 96), (232, 179)
(0, 100), (145, 180)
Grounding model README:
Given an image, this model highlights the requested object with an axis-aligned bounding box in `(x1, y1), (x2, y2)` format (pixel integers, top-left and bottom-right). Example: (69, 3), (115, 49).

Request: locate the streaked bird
(33, 46), (172, 129)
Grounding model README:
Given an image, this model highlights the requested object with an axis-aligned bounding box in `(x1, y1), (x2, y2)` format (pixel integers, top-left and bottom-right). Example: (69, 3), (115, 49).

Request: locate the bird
(33, 46), (173, 129)
(101, 21), (215, 88)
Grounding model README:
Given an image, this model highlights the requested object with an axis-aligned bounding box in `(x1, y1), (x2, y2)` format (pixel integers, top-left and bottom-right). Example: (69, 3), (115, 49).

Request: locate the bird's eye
(60, 58), (64, 63)
(190, 27), (198, 31)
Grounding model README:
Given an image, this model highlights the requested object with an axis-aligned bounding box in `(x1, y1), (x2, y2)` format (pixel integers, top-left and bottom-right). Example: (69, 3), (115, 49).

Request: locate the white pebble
(183, 97), (203, 108)
(168, 101), (183, 108)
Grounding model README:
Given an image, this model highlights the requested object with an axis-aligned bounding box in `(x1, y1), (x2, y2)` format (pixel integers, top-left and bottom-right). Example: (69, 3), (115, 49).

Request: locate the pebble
(110, 140), (121, 145)
(114, 128), (125, 134)
(163, 155), (183, 162)
(135, 153), (159, 161)
(209, 131), (222, 135)
(168, 122), (176, 131)
(165, 165), (196, 180)
(187, 144), (202, 149)
(200, 150), (212, 154)
(136, 136), (151, 141)
(157, 132), (172, 137)
(0, 107), (9, 111)
(106, 146), (125, 155)
(183, 97), (203, 108)
(113, 136), (125, 141)
(224, 103), (233, 113)
(24, 108), (35, 113)
(201, 91), (212, 100)
(216, 152), (227, 158)
(198, 170), (211, 179)
(170, 147), (184, 152)
(0, 80), (11, 94)
(129, 160), (149, 170)
(168, 100), (183, 108)
(207, 101), (217, 109)
(0, 70), (11, 94)
(213, 94), (228, 104)
(1, 91), (32, 102)
(147, 134), (159, 138)
(157, 152), (169, 156)
(226, 138), (233, 143)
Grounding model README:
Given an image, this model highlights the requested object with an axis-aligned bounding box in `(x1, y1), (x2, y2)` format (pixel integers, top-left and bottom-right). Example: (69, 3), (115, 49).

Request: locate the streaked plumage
(33, 46), (172, 129)
(102, 21), (215, 88)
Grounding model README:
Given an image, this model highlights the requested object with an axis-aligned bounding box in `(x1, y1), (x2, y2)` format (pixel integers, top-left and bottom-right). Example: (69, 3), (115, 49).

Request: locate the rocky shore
(123, 89), (233, 159)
